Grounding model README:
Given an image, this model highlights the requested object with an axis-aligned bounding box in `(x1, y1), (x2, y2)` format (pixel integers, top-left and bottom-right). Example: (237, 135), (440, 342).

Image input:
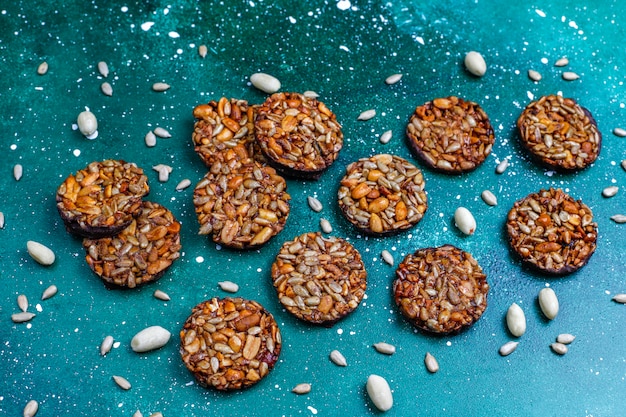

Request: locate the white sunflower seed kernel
(464, 51), (487, 77)
(145, 131), (157, 147)
(41, 285), (57, 300)
(550, 342), (568, 355)
(17, 294), (28, 312)
(23, 399), (39, 417)
(612, 128), (626, 137)
(149, 413), (163, 417)
(454, 207), (476, 235)
(14, 164), (23, 181)
(381, 250), (394, 266)
(27, 240), (55, 266)
(0, 211), (4, 228)
(602, 186), (618, 198)
(152, 164), (172, 182)
(506, 302), (526, 337)
(153, 289), (171, 301)
(611, 214), (626, 224)
(499, 341), (519, 356)
(366, 374), (393, 412)
(77, 110), (98, 139)
(307, 196), (323, 212)
(303, 90), (319, 98)
(557, 333), (576, 344)
(101, 82), (113, 96)
(424, 352), (439, 373)
(37, 61), (48, 75)
(218, 281), (239, 293)
(153, 127), (171, 138)
(373, 342), (396, 355)
(357, 109), (376, 121)
(130, 326), (171, 353)
(12, 312), (35, 323)
(97, 61), (109, 77)
(481, 190), (498, 206)
(385, 73), (402, 85)
(100, 335), (114, 356)
(329, 349), (347, 367)
(538, 287), (559, 320)
(496, 159), (509, 174)
(176, 179), (191, 191)
(562, 71), (580, 81)
(250, 72), (281, 94)
(528, 69), (542, 81)
(292, 383), (312, 394)
(198, 44), (207, 58)
(132, 411), (143, 417)
(152, 82), (170, 92)
(320, 218), (332, 234)
(612, 293), (626, 303)
(379, 130), (392, 144)
(112, 375), (131, 390)
(555, 57), (569, 67)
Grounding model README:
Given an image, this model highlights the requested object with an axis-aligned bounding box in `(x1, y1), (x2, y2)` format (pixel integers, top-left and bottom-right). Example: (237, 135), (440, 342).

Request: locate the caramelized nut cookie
(517, 95), (601, 170)
(406, 96), (495, 173)
(56, 160), (149, 238)
(393, 245), (489, 334)
(180, 297), (282, 390)
(338, 154), (427, 235)
(83, 201), (181, 288)
(271, 232), (367, 325)
(506, 188), (597, 274)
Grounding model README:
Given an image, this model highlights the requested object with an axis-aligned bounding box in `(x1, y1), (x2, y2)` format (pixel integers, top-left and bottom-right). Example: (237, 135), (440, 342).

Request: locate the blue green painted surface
(1, 1), (625, 416)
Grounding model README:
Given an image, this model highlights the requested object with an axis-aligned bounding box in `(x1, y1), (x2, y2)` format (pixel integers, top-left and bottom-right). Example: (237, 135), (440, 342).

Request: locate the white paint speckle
(195, 256), (204, 263)
(307, 405), (318, 415)
(141, 22), (155, 31)
(73, 149), (81, 157)
(541, 57), (549, 64)
(168, 31), (180, 38)
(337, 328), (344, 335)
(527, 91), (534, 100)
(337, 0), (351, 11)
(535, 9), (546, 18)
(121, 6), (128, 12)
(10, 144), (17, 150)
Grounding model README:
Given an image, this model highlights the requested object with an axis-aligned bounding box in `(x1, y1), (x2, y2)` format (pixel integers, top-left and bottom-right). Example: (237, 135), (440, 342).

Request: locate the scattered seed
(610, 214), (626, 224)
(27, 240), (55, 266)
(303, 90), (319, 98)
(37, 61), (48, 75)
(152, 164), (172, 183)
(499, 341), (519, 356)
(0, 211), (4, 228)
(198, 44), (207, 58)
(381, 250), (394, 266)
(97, 61), (109, 77)
(292, 383), (312, 394)
(41, 285), (57, 300)
(379, 130), (392, 144)
(495, 159), (509, 174)
(132, 411), (143, 417)
(424, 352), (439, 373)
(307, 196), (323, 212)
(385, 73), (402, 85)
(528, 69), (542, 81)
(12, 311), (35, 323)
(130, 325), (171, 353)
(366, 374), (393, 412)
(481, 190), (498, 206)
(17, 294), (28, 312)
(538, 287), (559, 320)
(14, 164), (23, 181)
(319, 218), (332, 234)
(454, 207), (476, 235)
(112, 375), (131, 390)
(153, 127), (172, 138)
(506, 302), (526, 337)
(622, 160), (626, 171)
(557, 333), (576, 345)
(250, 72), (281, 94)
(555, 57), (569, 67)
(562, 71), (580, 81)
(23, 399), (39, 417)
(602, 186), (618, 198)
(357, 109), (376, 121)
(101, 82), (113, 96)
(329, 349), (347, 367)
(100, 335), (114, 356)
(145, 131), (157, 147)
(77, 110), (98, 139)
(613, 128), (626, 137)
(152, 82), (170, 92)
(218, 280), (239, 293)
(612, 293), (626, 303)
(373, 342), (396, 355)
(464, 51), (487, 77)
(550, 342), (568, 355)
(175, 178), (191, 191)
(153, 289), (171, 301)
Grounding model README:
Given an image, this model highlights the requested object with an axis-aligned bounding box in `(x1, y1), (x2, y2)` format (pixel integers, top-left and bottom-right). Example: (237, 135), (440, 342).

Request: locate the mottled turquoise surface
(1, 1), (626, 416)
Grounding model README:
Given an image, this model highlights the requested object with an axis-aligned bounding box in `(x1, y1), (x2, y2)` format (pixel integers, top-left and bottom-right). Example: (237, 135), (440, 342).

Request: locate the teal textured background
(1, 1), (625, 416)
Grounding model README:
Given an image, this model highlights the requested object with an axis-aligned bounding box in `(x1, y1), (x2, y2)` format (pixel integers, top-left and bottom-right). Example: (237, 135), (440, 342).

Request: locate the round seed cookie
(193, 158), (290, 249)
(180, 297), (282, 391)
(255, 92), (343, 179)
(517, 94), (601, 170)
(406, 96), (495, 173)
(338, 154), (427, 235)
(192, 97), (265, 167)
(271, 232), (367, 326)
(393, 245), (489, 334)
(506, 188), (597, 274)
(83, 201), (181, 288)
(56, 160), (150, 238)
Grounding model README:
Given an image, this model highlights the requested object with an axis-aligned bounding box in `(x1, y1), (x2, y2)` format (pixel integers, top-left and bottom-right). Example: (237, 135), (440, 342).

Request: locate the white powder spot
(36, 304), (43, 312)
(121, 6), (128, 12)
(257, 267), (262, 272)
(168, 31), (180, 38)
(73, 149), (81, 157)
(535, 9), (546, 18)
(337, 328), (343, 335)
(527, 91), (534, 100)
(541, 57), (549, 64)
(141, 22), (155, 31)
(27, 323), (32, 329)
(113, 341), (121, 348)
(339, 45), (350, 52)
(35, 86), (43, 91)
(446, 341), (452, 346)
(176, 48), (183, 54)
(10, 144), (17, 150)
(195, 256), (204, 263)
(415, 36), (425, 45)
(288, 16), (296, 24)
(337, 0), (351, 11)
(569, 21), (578, 29)
(185, 380), (195, 386)
(307, 405), (318, 415)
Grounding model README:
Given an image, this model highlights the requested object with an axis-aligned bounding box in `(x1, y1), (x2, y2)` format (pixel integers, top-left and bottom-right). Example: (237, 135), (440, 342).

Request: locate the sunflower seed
(611, 214), (626, 223)
(385, 73), (402, 85)
(562, 71), (580, 81)
(14, 164), (23, 181)
(557, 333), (576, 344)
(329, 349), (347, 366)
(379, 130), (392, 144)
(602, 186), (618, 198)
(464, 51), (487, 77)
(97, 61), (109, 77)
(152, 164), (172, 182)
(319, 218), (332, 234)
(218, 280), (239, 293)
(144, 131), (157, 147)
(303, 90), (319, 98)
(366, 374), (393, 412)
(100, 82), (113, 96)
(424, 352), (439, 373)
(198, 44), (207, 58)
(506, 303), (526, 337)
(100, 335), (114, 356)
(77, 110), (98, 138)
(372, 342), (396, 355)
(357, 109), (376, 121)
(132, 411), (143, 417)
(495, 159), (509, 174)
(27, 240), (55, 266)
(152, 82), (170, 92)
(12, 312), (35, 323)
(148, 413), (163, 417)
(555, 57), (569, 67)
(613, 128), (626, 137)
(37, 62), (48, 75)
(481, 190), (498, 206)
(307, 196), (323, 212)
(528, 69), (542, 81)
(612, 293), (626, 303)
(153, 127), (171, 138)
(23, 399), (39, 417)
(0, 211), (4, 228)
(112, 375), (131, 390)
(17, 294), (28, 312)
(41, 285), (57, 300)
(538, 287), (559, 320)
(499, 341), (519, 356)
(292, 383), (312, 394)
(130, 325), (171, 353)
(250, 72), (281, 93)
(550, 342), (568, 355)
(153, 289), (171, 301)
(454, 207), (476, 235)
